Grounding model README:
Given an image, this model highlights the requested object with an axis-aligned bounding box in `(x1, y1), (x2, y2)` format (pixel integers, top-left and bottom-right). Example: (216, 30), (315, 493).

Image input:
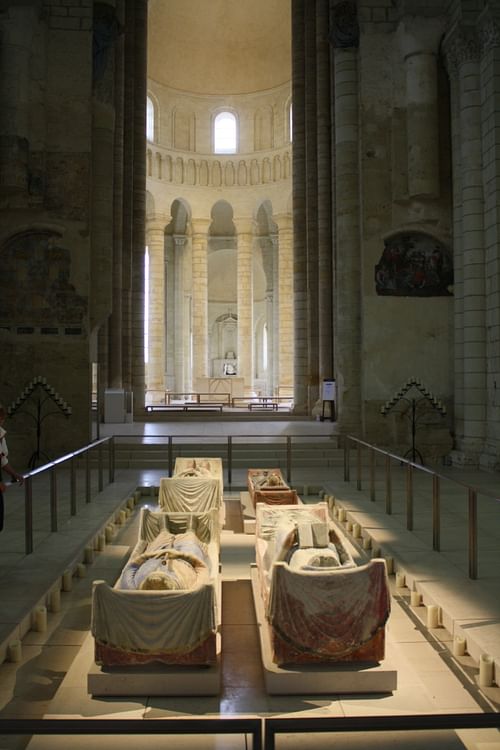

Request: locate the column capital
(274, 213), (293, 233)
(329, 1), (359, 50)
(190, 218), (210, 237)
(442, 24), (481, 76)
(397, 15), (446, 59)
(235, 218), (255, 238)
(172, 234), (187, 249)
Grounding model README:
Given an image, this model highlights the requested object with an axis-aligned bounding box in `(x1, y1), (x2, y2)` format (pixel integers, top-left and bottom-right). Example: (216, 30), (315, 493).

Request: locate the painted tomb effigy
(247, 468), (298, 508)
(91, 507), (220, 667)
(254, 503), (391, 666)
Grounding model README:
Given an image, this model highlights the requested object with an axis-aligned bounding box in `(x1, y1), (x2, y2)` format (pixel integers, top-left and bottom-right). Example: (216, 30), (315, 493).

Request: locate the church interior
(1, 0), (500, 747)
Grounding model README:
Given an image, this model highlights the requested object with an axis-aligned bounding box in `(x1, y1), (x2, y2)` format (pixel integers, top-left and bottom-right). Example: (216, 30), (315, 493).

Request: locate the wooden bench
(248, 401), (278, 411)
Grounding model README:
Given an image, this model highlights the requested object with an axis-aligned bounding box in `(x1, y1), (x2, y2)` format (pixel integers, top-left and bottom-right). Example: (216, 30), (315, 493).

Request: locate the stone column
(479, 15), (500, 466)
(445, 27), (486, 462)
(331, 0), (361, 433)
(275, 214), (294, 395)
(236, 222), (255, 393)
(108, 0), (125, 388)
(191, 218), (210, 386)
(271, 233), (280, 396)
(90, 2), (120, 332)
(291, 0), (308, 413)
(121, 0), (136, 391)
(261, 237), (275, 397)
(131, 0), (148, 416)
(305, 4), (320, 411)
(316, 0), (334, 389)
(146, 220), (166, 393)
(399, 17), (445, 199)
(173, 235), (187, 392)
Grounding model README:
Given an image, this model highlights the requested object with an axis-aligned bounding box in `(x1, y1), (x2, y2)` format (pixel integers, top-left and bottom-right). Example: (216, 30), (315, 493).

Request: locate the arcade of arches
(3, 0), (500, 472)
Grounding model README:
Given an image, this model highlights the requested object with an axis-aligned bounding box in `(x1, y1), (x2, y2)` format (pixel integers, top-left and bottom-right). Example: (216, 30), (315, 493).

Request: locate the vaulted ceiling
(148, 0), (291, 95)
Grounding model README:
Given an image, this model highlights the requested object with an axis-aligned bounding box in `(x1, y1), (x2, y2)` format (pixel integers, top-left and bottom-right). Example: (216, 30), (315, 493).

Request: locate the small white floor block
(250, 565), (397, 695)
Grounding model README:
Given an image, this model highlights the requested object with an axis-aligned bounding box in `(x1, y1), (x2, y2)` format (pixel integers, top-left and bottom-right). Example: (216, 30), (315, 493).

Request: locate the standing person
(0, 405), (24, 532)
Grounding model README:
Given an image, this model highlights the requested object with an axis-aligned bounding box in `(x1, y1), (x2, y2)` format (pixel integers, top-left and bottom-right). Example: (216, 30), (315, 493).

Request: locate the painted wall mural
(0, 230), (87, 327)
(374, 232), (453, 297)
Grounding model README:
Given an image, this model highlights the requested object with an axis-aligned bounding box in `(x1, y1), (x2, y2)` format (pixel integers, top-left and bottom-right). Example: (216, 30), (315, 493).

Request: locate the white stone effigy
(247, 468), (298, 508)
(91, 507), (220, 667)
(254, 503), (391, 666)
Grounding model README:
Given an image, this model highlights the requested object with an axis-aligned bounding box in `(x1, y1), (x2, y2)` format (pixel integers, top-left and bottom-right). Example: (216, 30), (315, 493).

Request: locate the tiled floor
(0, 419), (499, 749)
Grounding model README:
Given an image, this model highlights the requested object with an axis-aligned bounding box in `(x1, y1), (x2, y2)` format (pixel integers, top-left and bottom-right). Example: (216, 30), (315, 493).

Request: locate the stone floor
(0, 419), (499, 749)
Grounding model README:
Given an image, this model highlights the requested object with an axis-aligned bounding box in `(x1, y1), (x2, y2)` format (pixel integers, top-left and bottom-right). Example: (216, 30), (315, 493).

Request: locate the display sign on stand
(321, 379), (336, 422)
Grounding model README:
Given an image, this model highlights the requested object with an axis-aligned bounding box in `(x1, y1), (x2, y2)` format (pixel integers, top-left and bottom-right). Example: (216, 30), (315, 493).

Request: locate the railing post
(168, 436), (173, 477)
(468, 489), (478, 580)
(109, 436), (115, 484)
(432, 474), (440, 551)
(286, 436), (292, 485)
(356, 442), (362, 490)
(85, 449), (91, 503)
(406, 463), (413, 531)
(344, 440), (350, 482)
(370, 448), (376, 502)
(50, 467), (58, 532)
(70, 456), (77, 516)
(98, 443), (103, 491)
(385, 454), (392, 514)
(24, 476), (33, 554)
(227, 436), (232, 486)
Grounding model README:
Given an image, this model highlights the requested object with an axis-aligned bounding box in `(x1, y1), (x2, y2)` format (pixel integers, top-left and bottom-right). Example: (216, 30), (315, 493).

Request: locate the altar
(195, 377), (245, 400)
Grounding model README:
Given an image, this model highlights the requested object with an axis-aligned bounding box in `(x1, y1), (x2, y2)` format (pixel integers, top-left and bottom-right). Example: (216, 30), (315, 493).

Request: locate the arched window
(289, 102), (293, 142)
(146, 96), (155, 142)
(214, 111), (237, 154)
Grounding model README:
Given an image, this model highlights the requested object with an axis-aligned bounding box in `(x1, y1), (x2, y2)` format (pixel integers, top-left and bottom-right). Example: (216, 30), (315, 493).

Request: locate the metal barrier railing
(114, 432), (339, 488)
(343, 435), (498, 580)
(21, 437), (115, 554)
(265, 712), (500, 750)
(0, 718), (262, 749)
(1, 711), (499, 749)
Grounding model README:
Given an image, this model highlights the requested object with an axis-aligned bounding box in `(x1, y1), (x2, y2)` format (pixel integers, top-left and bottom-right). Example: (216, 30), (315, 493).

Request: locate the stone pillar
(261, 237), (275, 397)
(271, 233), (280, 396)
(146, 220), (166, 393)
(275, 214), (294, 395)
(445, 27), (486, 462)
(291, 0), (308, 413)
(121, 0), (135, 391)
(236, 222), (255, 393)
(316, 0), (334, 388)
(399, 17), (445, 199)
(305, 4), (319, 411)
(191, 218), (210, 385)
(479, 14), (500, 466)
(444, 36), (464, 448)
(108, 0), (125, 388)
(331, 1), (361, 433)
(131, 0), (148, 416)
(173, 235), (187, 392)
(90, 2), (120, 332)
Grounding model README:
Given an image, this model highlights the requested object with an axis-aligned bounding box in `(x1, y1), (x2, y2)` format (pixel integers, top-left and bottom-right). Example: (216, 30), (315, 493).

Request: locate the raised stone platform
(88, 634), (222, 696)
(250, 565), (397, 695)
